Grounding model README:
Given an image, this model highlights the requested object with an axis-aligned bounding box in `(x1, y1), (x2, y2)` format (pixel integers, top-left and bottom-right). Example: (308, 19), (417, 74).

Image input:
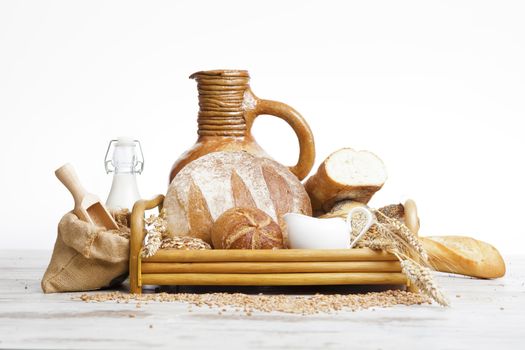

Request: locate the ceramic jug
(169, 69), (316, 183)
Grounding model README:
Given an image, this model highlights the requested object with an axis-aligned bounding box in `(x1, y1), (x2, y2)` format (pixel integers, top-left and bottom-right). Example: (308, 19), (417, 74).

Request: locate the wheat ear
(400, 258), (449, 306)
(373, 210), (428, 261)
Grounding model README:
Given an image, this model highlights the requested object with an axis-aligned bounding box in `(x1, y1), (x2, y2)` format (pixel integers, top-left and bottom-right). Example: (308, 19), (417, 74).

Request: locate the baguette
(305, 148), (387, 215)
(421, 236), (505, 279)
(402, 201), (505, 279)
(324, 199), (506, 279)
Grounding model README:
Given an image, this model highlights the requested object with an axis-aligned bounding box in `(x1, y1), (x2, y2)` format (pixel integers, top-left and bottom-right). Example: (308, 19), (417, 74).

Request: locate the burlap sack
(41, 212), (129, 293)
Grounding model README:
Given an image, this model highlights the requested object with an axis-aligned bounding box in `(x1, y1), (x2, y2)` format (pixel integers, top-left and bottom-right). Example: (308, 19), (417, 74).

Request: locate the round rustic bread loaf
(164, 151), (312, 245)
(211, 207), (284, 249)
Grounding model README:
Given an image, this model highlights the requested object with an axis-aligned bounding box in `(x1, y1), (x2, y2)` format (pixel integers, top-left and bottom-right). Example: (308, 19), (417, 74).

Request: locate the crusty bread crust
(305, 148), (385, 215)
(211, 207), (284, 249)
(421, 236), (505, 279)
(165, 151), (311, 245)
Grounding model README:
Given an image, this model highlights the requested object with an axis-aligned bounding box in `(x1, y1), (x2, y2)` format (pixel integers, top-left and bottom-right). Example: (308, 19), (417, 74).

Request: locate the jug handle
(246, 95), (315, 180)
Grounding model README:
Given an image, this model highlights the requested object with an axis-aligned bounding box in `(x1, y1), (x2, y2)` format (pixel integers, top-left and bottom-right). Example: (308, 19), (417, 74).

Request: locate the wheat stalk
(343, 204), (447, 306)
(142, 230), (162, 258)
(141, 209), (168, 258)
(400, 259), (449, 306)
(373, 209), (429, 261)
(141, 209), (211, 258)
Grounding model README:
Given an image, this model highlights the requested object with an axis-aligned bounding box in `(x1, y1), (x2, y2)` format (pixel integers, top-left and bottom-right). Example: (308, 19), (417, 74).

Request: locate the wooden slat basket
(129, 195), (413, 294)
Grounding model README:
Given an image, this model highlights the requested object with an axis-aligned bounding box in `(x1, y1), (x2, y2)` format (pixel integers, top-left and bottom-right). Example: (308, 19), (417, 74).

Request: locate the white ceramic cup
(284, 207), (374, 249)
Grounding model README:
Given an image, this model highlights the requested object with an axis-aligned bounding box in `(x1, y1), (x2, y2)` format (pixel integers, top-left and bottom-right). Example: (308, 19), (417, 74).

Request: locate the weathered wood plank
(0, 250), (523, 350)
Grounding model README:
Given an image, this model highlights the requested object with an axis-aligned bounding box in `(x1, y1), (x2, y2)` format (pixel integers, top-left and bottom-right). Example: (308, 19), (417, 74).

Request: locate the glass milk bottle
(104, 137), (144, 210)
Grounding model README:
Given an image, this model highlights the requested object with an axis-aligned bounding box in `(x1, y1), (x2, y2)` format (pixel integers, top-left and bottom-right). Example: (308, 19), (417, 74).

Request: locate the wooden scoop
(55, 163), (119, 230)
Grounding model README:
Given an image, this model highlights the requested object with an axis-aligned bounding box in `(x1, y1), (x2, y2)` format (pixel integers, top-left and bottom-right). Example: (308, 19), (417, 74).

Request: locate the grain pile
(78, 290), (430, 315)
(108, 208), (131, 238)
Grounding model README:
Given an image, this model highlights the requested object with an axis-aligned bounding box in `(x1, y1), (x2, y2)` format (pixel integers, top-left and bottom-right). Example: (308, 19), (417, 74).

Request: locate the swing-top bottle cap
(104, 137), (144, 174)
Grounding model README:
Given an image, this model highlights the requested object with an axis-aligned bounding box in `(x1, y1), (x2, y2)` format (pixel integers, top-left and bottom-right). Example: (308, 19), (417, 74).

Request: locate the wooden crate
(129, 195), (412, 294)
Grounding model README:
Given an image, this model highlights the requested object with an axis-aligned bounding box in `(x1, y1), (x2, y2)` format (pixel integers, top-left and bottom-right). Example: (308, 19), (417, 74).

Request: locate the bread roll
(164, 151), (311, 245)
(421, 236), (505, 279)
(305, 148), (387, 215)
(211, 207), (284, 249)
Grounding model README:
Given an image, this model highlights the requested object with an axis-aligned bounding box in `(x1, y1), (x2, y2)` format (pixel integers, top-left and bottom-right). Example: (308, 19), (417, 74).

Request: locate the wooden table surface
(1, 250), (523, 350)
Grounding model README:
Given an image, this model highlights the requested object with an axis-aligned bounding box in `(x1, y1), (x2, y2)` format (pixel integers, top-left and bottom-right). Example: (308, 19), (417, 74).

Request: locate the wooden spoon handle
(55, 163), (87, 206)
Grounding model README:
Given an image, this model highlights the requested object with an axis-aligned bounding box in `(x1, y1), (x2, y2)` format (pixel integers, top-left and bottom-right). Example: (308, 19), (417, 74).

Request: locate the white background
(1, 0), (524, 255)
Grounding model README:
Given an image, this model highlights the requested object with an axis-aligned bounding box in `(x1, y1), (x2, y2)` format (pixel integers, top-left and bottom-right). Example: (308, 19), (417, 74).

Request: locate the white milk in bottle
(105, 137), (144, 211)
